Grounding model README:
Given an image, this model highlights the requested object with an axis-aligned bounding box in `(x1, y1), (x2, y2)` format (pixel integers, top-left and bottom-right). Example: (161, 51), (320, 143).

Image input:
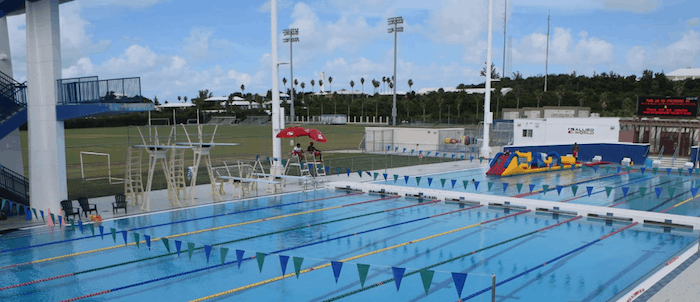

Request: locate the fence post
(492, 274), (496, 302)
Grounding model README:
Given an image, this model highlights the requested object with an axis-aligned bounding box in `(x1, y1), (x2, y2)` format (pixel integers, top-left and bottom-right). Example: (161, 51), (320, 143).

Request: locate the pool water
(376, 166), (700, 216)
(0, 190), (696, 302)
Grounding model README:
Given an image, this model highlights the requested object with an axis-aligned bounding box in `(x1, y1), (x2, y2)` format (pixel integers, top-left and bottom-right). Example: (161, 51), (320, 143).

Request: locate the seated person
(307, 142), (322, 161)
(292, 143), (303, 159)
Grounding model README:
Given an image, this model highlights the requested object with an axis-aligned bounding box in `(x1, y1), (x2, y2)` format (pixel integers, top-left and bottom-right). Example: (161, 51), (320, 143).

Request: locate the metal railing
(57, 76), (143, 104)
(0, 69), (27, 123)
(0, 165), (29, 204)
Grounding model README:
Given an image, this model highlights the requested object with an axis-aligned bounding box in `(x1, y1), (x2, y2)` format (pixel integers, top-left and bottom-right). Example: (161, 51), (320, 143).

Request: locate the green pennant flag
(480, 158), (483, 163)
(293, 257), (304, 278)
(416, 177), (422, 185)
(256, 252), (266, 272)
(639, 187), (647, 197)
(420, 269), (435, 295)
(463, 180), (468, 190)
(357, 263), (370, 287)
(440, 179), (446, 188)
(626, 166), (632, 173)
(162, 238), (171, 253)
(605, 166), (610, 173)
(605, 187), (613, 197)
(653, 167), (658, 175)
(220, 247), (229, 265)
(542, 184), (549, 195)
(678, 168), (684, 176)
(0, 199), (4, 211)
(393, 175), (399, 183)
(516, 183), (523, 193)
(373, 173), (378, 180)
(668, 187), (676, 197)
(357, 171), (362, 177)
(487, 182), (494, 191)
(187, 242), (195, 259)
(70, 219), (75, 230)
(571, 185), (579, 196)
(89, 224), (95, 236)
(32, 208), (38, 219)
(133, 233), (140, 248)
(111, 228), (117, 243)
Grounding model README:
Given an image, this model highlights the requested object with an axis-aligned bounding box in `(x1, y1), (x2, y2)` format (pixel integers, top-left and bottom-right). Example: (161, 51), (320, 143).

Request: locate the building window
(522, 129), (533, 137)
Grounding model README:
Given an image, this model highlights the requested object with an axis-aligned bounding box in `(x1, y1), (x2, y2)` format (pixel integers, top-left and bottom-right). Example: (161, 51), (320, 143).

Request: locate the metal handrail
(0, 165), (29, 202)
(57, 76), (143, 104)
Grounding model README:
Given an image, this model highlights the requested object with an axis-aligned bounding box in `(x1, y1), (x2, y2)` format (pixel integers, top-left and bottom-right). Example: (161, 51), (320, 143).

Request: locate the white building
(667, 67), (700, 81)
(512, 117), (619, 146)
(204, 96), (260, 109)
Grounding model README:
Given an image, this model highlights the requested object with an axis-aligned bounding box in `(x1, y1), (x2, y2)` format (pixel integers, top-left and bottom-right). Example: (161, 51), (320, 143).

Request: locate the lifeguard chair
(285, 150), (311, 177)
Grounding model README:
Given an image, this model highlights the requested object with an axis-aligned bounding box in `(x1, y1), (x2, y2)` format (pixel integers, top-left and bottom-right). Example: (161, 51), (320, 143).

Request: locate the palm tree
(184, 96), (188, 103)
(227, 93), (235, 113)
(282, 77), (287, 94)
(407, 79), (413, 94)
(382, 76), (386, 93)
(319, 79), (324, 92)
(310, 79), (315, 93)
(328, 76), (333, 93)
(372, 80), (380, 118)
(479, 63), (500, 79)
(360, 77), (365, 97)
(177, 96), (182, 102)
(349, 80), (355, 118)
(294, 79), (298, 97)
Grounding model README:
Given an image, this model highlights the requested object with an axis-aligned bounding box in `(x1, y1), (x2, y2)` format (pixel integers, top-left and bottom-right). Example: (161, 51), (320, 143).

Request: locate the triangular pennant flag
(133, 233), (140, 248)
(293, 257), (304, 278)
(326, 166), (330, 175)
(220, 247), (229, 265)
(373, 173), (378, 181)
(451, 179), (457, 189)
(122, 231), (128, 245)
(586, 186), (593, 197)
(516, 183), (523, 193)
(416, 177), (422, 185)
(331, 261), (343, 283)
(435, 152), (439, 157)
(480, 158), (483, 163)
(605, 187), (613, 197)
(404, 175), (410, 184)
(692, 187), (699, 198)
(78, 220), (84, 232)
(392, 267), (406, 291)
(666, 168), (672, 175)
(571, 185), (579, 196)
(593, 166), (598, 172)
(111, 228), (117, 243)
(668, 187), (676, 197)
(346, 169), (351, 176)
(420, 269), (435, 295)
(474, 181), (480, 191)
(162, 238), (171, 253)
(626, 166), (632, 173)
(556, 185), (563, 195)
(69, 218), (75, 230)
(622, 187), (630, 197)
(440, 179), (446, 188)
(40, 210), (44, 221)
(678, 168), (684, 176)
(689, 168), (694, 175)
(503, 182), (509, 193)
(617, 166), (621, 174)
(187, 242), (195, 259)
(357, 263), (370, 287)
(655, 187), (662, 198)
(24, 206), (30, 221)
(99, 225), (104, 239)
(0, 199), (4, 212)
(89, 224), (95, 236)
(606, 166), (610, 173)
(640, 167), (646, 174)
(427, 178), (433, 186)
(47, 210), (54, 226)
(403, 148), (407, 153)
(393, 175), (399, 183)
(358, 171), (363, 177)
(279, 255), (289, 275)
(427, 151), (431, 156)
(639, 187), (647, 197)
(58, 216), (62, 228)
(470, 156), (474, 162)
(256, 252), (266, 272)
(204, 245), (212, 263)
(542, 184), (549, 195)
(653, 167), (658, 174)
(383, 173), (388, 181)
(529, 184), (535, 193)
(487, 182), (494, 191)
(452, 272), (468, 298)
(236, 249), (245, 269)
(175, 240), (183, 256)
(144, 235), (152, 250)
(336, 167), (341, 175)
(463, 180), (468, 190)
(366, 171), (372, 177)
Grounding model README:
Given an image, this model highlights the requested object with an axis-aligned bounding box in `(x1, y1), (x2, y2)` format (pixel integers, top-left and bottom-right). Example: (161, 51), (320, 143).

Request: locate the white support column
(270, 0), (282, 173)
(480, 0), (494, 159)
(26, 0), (65, 215)
(0, 17), (25, 176)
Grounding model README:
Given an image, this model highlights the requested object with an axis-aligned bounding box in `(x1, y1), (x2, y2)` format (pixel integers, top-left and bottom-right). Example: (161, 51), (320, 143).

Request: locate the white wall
(364, 127), (464, 153)
(512, 117), (619, 146)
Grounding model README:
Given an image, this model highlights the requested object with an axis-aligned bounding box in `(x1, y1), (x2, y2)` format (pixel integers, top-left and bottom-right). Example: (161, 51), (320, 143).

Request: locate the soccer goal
(80, 151), (125, 184)
(150, 118), (171, 126)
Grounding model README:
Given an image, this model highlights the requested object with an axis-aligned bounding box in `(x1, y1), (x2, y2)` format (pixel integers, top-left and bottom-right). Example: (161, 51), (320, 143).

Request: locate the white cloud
(513, 27), (614, 67)
(182, 28), (213, 59)
(258, 0), (293, 12)
(82, 0), (169, 9)
(625, 45), (646, 72)
(689, 17), (700, 28)
(653, 30), (700, 69)
(593, 0), (658, 13)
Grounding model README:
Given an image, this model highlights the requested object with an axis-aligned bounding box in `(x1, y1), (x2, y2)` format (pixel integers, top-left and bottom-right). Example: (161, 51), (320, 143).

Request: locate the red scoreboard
(637, 96), (698, 117)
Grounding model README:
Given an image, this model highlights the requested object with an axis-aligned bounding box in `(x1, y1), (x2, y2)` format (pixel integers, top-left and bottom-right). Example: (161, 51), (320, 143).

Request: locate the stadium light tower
(388, 16), (403, 126)
(283, 28), (299, 121)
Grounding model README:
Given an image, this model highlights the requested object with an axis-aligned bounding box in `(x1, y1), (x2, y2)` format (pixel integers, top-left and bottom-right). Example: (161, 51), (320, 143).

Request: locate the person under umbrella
(307, 142), (322, 161)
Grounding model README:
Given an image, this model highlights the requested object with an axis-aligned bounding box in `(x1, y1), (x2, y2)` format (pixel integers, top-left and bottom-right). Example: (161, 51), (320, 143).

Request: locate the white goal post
(80, 151), (125, 184)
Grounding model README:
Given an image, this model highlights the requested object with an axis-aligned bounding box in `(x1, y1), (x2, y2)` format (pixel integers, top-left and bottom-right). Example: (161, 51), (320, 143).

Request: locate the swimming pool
(375, 166), (700, 217)
(0, 190), (696, 301)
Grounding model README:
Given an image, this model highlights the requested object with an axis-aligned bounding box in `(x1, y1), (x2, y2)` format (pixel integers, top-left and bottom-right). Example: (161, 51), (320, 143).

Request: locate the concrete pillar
(0, 17), (25, 176)
(26, 0), (65, 214)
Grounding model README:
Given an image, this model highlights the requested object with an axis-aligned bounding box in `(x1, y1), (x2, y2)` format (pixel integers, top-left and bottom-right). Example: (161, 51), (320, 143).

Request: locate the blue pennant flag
(640, 167), (646, 174)
(99, 225), (104, 239)
(529, 183), (536, 193)
(40, 210), (44, 221)
(331, 261), (343, 283)
(474, 181), (480, 191)
(451, 179), (457, 189)
(201, 245), (211, 263)
(452, 154), (456, 159)
(556, 185), (563, 195)
(346, 168), (351, 176)
(655, 187), (663, 198)
(435, 152), (439, 157)
(236, 249), (245, 269)
(470, 156), (474, 162)
(666, 168), (672, 175)
(404, 175), (409, 183)
(593, 166), (598, 172)
(121, 230), (128, 245)
(617, 166), (621, 173)
(692, 187), (699, 198)
(326, 166), (330, 175)
(452, 272), (468, 298)
(586, 186), (594, 197)
(622, 187), (630, 197)
(387, 145), (391, 151)
(690, 168), (694, 175)
(366, 171), (372, 177)
(145, 235), (151, 250)
(403, 148), (407, 153)
(503, 183), (509, 193)
(392, 267), (406, 291)
(175, 240), (182, 256)
(383, 173), (388, 181)
(427, 178), (433, 186)
(78, 220), (84, 233)
(279, 255), (290, 275)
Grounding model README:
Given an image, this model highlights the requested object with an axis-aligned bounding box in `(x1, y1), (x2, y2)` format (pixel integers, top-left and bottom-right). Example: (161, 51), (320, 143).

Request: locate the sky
(5, 0), (700, 103)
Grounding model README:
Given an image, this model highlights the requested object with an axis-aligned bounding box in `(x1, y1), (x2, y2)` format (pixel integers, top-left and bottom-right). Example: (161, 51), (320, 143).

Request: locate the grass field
(15, 124), (449, 199)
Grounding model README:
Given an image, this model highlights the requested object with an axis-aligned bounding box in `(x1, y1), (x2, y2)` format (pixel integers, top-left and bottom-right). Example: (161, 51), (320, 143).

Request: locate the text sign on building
(637, 96), (698, 117)
(568, 127), (596, 135)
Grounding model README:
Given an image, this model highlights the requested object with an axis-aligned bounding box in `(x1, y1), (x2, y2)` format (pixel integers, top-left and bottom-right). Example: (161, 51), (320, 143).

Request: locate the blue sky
(5, 0), (700, 102)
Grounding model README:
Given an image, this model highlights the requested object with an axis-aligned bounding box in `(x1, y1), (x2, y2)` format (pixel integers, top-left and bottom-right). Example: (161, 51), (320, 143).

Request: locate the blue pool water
(0, 190), (696, 301)
(376, 166), (700, 216)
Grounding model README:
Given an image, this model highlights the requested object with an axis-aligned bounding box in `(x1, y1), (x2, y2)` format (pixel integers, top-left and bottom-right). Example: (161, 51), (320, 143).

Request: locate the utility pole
(544, 12), (550, 92)
(388, 16), (403, 126)
(502, 0), (507, 79)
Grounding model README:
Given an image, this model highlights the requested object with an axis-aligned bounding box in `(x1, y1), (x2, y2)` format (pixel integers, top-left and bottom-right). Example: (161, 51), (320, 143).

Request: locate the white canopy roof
(157, 102), (195, 108)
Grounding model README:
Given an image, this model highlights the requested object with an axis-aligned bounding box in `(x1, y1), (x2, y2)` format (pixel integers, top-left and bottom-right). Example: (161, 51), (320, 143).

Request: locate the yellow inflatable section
(489, 151), (582, 176)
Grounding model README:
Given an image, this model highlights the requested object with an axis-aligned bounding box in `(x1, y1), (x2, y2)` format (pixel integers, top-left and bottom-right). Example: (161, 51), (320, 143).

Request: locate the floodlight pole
(283, 28), (299, 122)
(388, 16), (403, 126)
(271, 0), (282, 169)
(480, 0), (494, 159)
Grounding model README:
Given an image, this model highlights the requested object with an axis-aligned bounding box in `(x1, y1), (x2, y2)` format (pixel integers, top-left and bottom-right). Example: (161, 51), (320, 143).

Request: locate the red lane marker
(343, 195), (400, 207)
(384, 199), (441, 212)
(600, 222), (638, 240)
(0, 273), (75, 291)
(60, 289), (111, 302)
(537, 216), (583, 232)
(479, 210), (531, 224)
(429, 205), (483, 218)
(304, 192), (364, 203)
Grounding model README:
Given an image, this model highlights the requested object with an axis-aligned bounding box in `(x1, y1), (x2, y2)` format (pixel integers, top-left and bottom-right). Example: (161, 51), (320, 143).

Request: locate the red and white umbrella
(307, 129), (327, 143)
(276, 127), (309, 138)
